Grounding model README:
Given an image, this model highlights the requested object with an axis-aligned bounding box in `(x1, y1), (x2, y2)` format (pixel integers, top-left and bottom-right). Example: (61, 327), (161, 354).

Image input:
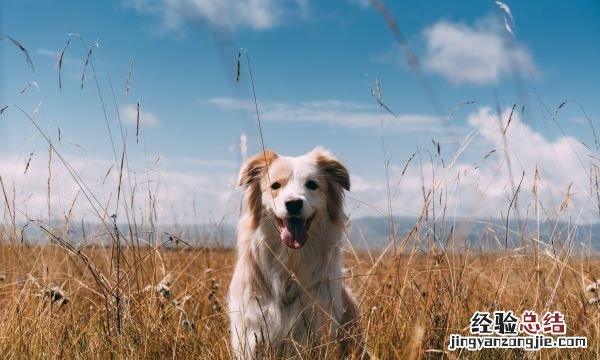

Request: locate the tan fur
(316, 151), (351, 222)
(339, 287), (364, 358)
(238, 150), (279, 229)
(228, 147), (367, 359)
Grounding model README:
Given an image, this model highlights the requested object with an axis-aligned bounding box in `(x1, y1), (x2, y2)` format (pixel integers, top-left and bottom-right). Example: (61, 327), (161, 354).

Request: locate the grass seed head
(586, 279), (600, 293)
(156, 273), (173, 300)
(44, 285), (68, 305)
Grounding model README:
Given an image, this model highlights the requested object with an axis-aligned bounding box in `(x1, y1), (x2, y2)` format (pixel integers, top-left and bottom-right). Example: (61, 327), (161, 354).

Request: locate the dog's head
(239, 147), (350, 249)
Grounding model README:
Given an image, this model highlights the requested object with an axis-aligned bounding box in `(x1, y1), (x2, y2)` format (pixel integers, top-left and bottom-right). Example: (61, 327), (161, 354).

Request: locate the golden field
(1, 233), (599, 359)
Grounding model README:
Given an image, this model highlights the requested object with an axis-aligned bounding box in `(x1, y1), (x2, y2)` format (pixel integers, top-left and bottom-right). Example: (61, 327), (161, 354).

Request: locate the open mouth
(276, 214), (315, 249)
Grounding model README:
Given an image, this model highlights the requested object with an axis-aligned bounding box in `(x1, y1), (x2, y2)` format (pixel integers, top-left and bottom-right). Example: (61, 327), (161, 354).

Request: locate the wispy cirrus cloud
(38, 48), (62, 60)
(207, 97), (446, 133)
(124, 0), (309, 32)
(119, 103), (161, 127)
(177, 157), (238, 169)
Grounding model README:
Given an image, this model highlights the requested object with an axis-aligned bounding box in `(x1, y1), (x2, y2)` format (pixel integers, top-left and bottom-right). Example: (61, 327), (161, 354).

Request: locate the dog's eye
(305, 180), (318, 190)
(271, 182), (281, 190)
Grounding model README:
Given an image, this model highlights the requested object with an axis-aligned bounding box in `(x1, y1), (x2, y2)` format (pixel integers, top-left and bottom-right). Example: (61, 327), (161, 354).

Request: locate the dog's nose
(285, 199), (303, 215)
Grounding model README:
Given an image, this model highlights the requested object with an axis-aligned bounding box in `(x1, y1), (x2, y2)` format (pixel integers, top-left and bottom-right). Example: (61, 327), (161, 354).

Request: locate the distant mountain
(347, 216), (600, 252)
(13, 216), (600, 253)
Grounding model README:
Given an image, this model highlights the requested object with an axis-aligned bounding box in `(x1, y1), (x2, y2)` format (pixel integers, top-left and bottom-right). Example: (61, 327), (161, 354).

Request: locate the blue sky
(1, 0), (599, 225)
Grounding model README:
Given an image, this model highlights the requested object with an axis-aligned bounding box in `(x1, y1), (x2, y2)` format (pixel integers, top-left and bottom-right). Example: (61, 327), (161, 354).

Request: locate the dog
(228, 147), (365, 359)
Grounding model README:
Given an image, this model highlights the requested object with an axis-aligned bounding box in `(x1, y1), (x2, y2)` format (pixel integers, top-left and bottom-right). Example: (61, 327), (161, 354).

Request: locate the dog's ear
(238, 150), (279, 187)
(239, 150), (278, 229)
(314, 148), (350, 191)
(314, 148), (350, 222)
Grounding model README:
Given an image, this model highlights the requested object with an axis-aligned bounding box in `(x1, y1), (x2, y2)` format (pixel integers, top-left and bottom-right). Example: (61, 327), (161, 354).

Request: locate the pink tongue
(280, 218), (308, 249)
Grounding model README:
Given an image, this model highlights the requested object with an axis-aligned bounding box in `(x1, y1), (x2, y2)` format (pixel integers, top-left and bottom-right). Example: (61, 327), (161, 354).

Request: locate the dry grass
(0, 240), (599, 359)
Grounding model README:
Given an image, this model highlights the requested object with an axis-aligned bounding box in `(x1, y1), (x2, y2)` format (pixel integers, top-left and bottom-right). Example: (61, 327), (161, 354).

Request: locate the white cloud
(125, 0), (307, 32)
(0, 151), (240, 226)
(38, 48), (60, 59)
(176, 157), (239, 168)
(1, 107), (594, 231)
(38, 48), (81, 76)
(207, 97), (446, 133)
(422, 18), (537, 85)
(120, 103), (160, 127)
(349, 106), (595, 223)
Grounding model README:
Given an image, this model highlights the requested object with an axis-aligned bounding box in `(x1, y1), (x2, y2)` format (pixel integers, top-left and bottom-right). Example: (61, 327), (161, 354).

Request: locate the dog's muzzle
(278, 214), (315, 249)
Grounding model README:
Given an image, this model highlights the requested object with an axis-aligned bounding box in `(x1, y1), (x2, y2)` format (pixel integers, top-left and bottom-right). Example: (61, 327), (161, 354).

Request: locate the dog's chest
(264, 248), (337, 302)
(279, 271), (333, 307)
